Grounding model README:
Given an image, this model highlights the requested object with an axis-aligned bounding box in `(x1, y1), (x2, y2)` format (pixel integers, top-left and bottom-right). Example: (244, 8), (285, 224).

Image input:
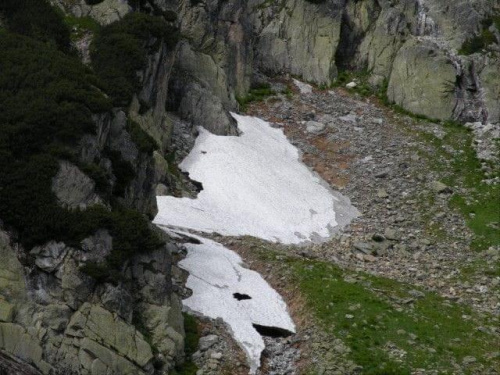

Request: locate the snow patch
(155, 113), (358, 244)
(178, 233), (295, 374)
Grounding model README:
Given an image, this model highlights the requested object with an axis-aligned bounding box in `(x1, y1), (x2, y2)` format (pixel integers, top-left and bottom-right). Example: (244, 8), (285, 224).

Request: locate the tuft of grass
(334, 69), (374, 97)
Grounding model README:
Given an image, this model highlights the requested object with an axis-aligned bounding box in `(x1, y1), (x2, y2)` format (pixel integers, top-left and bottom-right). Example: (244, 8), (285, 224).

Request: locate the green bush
(91, 12), (178, 107)
(0, 31), (163, 269)
(127, 119), (159, 155)
(459, 29), (497, 55)
(105, 149), (135, 197)
(0, 0), (71, 52)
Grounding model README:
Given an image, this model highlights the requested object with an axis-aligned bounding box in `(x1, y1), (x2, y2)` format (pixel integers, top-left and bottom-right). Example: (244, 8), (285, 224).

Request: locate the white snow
(177, 233), (295, 374)
(155, 113), (358, 244)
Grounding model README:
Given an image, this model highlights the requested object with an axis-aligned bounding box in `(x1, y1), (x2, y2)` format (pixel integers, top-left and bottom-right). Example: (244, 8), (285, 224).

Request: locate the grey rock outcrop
(52, 161), (103, 210)
(387, 38), (457, 121)
(0, 227), (185, 375)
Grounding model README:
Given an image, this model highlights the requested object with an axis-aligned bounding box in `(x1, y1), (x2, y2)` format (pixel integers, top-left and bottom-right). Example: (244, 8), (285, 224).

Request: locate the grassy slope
(253, 247), (499, 374)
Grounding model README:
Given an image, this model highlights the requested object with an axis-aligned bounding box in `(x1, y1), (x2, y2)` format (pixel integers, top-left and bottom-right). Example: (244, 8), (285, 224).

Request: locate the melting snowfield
(155, 114), (358, 373)
(155, 113), (358, 244)
(177, 233), (295, 374)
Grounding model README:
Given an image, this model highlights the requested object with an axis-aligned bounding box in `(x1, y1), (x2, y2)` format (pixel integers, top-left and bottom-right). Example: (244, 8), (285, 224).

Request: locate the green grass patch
(64, 15), (100, 41)
(237, 83), (276, 112)
(254, 247), (500, 374)
(415, 121), (500, 251)
(333, 69), (374, 97)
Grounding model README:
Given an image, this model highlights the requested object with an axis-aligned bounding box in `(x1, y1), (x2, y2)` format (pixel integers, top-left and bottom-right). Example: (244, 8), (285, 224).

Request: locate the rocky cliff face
(155, 0), (500, 128)
(0, 2), (185, 373)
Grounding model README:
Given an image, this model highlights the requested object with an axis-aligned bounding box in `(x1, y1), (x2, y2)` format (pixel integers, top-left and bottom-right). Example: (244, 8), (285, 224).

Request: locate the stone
(305, 121), (326, 134)
(0, 299), (14, 322)
(430, 181), (452, 194)
(384, 228), (400, 241)
(462, 356), (477, 365)
(339, 113), (357, 123)
(30, 241), (68, 273)
(377, 188), (389, 198)
(52, 161), (102, 210)
(374, 170), (389, 178)
(199, 335), (219, 351)
(346, 81), (357, 89)
(364, 254), (377, 262)
(210, 352), (223, 360)
(353, 242), (373, 254)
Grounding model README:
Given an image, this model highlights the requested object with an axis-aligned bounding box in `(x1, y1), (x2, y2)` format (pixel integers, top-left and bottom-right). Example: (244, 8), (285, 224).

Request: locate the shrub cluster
(0, 0), (71, 52)
(91, 12), (178, 107)
(0, 10), (169, 277)
(459, 16), (499, 55)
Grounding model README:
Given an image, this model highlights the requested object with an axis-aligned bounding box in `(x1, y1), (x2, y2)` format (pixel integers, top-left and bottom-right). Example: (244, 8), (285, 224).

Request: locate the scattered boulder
(430, 181), (452, 194)
(306, 121), (326, 134)
(199, 335), (219, 351)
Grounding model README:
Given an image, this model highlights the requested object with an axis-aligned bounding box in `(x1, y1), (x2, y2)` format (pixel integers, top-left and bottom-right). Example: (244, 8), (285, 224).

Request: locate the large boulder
(387, 38), (457, 121)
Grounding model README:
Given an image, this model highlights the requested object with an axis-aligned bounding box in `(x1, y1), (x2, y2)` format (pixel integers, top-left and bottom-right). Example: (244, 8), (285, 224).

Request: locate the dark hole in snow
(233, 293), (252, 301)
(252, 324), (293, 338)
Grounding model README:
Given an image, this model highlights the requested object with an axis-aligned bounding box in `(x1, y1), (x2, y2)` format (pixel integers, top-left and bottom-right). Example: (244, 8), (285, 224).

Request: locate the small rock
(374, 170), (389, 178)
(345, 314), (354, 319)
(408, 289), (425, 299)
(339, 113), (357, 123)
(384, 228), (400, 241)
(199, 335), (219, 351)
(210, 352), (223, 360)
(463, 356), (477, 365)
(364, 254), (377, 262)
(305, 120), (326, 134)
(430, 181), (452, 194)
(353, 242), (373, 254)
(346, 81), (357, 89)
(377, 188), (389, 198)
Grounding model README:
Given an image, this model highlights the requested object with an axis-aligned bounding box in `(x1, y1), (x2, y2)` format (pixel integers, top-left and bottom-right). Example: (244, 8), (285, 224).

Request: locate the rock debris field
(156, 79), (499, 375)
(155, 111), (360, 373)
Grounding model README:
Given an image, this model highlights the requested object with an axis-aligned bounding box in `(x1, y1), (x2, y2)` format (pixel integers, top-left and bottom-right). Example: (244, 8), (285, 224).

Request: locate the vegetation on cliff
(0, 1), (171, 278)
(91, 12), (178, 107)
